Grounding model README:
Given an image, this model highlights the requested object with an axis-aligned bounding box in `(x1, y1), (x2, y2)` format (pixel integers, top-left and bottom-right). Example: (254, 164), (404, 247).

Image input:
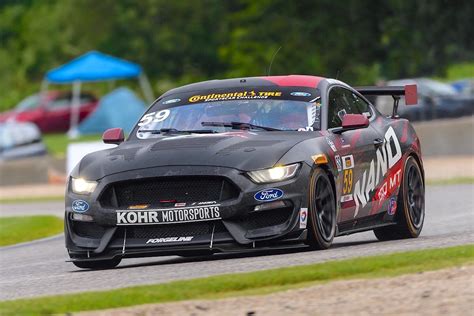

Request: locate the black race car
(65, 75), (425, 269)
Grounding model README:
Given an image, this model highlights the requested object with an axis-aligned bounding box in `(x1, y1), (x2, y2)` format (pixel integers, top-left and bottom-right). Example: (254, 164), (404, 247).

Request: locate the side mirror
(333, 114), (369, 134)
(102, 128), (124, 145)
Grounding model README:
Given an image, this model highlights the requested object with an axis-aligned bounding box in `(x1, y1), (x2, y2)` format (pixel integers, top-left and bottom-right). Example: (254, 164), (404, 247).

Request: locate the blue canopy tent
(78, 87), (145, 135)
(42, 51), (153, 137)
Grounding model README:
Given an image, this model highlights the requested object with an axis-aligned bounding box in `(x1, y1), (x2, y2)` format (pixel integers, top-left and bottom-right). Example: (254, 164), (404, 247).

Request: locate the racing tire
(72, 257), (122, 270)
(374, 156), (425, 241)
(307, 168), (336, 249)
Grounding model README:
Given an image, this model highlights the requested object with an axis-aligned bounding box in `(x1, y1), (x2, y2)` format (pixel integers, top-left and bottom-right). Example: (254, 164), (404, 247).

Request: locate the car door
(326, 86), (381, 223)
(44, 95), (73, 132)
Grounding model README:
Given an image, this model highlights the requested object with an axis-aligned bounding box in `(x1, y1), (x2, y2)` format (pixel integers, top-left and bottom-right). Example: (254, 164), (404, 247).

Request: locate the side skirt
(336, 213), (396, 236)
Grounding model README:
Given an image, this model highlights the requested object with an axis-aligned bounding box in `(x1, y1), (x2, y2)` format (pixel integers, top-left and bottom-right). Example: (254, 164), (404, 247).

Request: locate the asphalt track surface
(0, 184), (473, 301)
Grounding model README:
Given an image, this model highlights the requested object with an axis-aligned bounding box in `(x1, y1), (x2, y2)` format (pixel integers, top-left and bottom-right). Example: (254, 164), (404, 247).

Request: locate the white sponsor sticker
(341, 194), (354, 202)
(335, 155), (342, 172)
(146, 236), (193, 243)
(299, 208), (308, 229)
(116, 205), (221, 225)
(342, 155), (354, 170)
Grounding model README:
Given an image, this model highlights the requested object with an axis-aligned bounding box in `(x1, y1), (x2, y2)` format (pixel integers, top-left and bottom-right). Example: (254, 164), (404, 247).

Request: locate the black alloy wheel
(307, 168), (336, 249)
(374, 156), (425, 240)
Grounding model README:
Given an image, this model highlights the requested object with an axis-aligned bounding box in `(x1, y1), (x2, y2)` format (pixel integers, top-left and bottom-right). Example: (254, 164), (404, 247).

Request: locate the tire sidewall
(308, 168), (336, 249)
(400, 156), (425, 236)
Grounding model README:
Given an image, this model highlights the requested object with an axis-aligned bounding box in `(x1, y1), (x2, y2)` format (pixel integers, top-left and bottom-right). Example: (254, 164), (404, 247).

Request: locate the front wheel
(72, 257), (122, 270)
(374, 156), (425, 241)
(306, 168), (336, 249)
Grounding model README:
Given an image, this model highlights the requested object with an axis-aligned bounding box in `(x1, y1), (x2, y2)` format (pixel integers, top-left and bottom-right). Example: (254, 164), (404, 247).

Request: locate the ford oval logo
(162, 98), (181, 104)
(254, 188), (284, 202)
(72, 200), (90, 213)
(290, 92), (311, 97)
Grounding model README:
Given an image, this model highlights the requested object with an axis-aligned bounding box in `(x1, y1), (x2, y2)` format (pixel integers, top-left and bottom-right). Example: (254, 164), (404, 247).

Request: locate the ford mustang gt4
(65, 75), (425, 269)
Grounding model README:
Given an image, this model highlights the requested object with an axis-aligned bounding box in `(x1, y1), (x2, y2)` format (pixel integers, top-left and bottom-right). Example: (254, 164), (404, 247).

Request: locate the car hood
(76, 131), (320, 180)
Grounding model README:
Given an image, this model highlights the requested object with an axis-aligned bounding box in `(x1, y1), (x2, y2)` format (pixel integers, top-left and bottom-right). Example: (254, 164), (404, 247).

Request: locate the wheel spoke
(312, 176), (335, 242)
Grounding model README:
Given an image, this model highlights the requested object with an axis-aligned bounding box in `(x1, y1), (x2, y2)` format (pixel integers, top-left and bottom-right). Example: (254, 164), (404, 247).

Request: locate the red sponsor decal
(371, 159), (403, 214)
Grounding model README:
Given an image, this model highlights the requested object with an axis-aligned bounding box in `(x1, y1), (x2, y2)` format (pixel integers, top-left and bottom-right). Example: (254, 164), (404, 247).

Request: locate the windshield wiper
(201, 121), (282, 131)
(137, 128), (217, 134)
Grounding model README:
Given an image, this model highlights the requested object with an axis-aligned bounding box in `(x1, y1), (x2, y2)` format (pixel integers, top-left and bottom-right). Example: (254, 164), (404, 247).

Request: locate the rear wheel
(72, 257), (122, 270)
(374, 156), (425, 241)
(307, 168), (336, 249)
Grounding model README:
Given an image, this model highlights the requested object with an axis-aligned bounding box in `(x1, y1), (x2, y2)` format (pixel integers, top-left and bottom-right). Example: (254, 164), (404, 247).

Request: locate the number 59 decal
(138, 109), (170, 127)
(343, 169), (353, 194)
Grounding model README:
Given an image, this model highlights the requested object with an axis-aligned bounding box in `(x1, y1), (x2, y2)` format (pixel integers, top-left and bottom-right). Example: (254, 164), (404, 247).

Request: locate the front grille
(71, 221), (106, 239)
(236, 207), (293, 230)
(125, 221), (227, 239)
(100, 176), (239, 208)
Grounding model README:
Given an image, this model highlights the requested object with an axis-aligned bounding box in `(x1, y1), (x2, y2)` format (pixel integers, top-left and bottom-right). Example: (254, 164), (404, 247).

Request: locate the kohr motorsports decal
(116, 205), (221, 225)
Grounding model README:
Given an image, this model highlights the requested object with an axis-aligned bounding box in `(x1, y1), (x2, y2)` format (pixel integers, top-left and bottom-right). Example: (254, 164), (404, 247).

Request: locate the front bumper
(65, 164), (311, 260)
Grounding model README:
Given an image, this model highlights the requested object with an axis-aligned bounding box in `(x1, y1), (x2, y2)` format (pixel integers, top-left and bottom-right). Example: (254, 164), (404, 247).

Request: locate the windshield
(133, 99), (321, 139)
(16, 95), (41, 112)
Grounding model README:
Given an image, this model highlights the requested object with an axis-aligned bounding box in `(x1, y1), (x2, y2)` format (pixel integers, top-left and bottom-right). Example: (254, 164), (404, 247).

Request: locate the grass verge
(0, 216), (63, 247)
(0, 244), (472, 315)
(426, 177), (474, 186)
(0, 196), (64, 204)
(43, 133), (101, 158)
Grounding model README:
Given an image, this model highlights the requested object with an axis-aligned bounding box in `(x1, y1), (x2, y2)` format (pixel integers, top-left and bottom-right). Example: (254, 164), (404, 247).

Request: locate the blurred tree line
(0, 0), (472, 110)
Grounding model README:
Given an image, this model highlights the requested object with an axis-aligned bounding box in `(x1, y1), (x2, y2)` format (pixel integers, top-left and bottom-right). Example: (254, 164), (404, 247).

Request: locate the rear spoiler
(355, 84), (417, 118)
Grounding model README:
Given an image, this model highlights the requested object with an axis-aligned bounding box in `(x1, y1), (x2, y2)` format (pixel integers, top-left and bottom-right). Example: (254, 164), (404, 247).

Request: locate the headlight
(71, 177), (98, 195)
(247, 163), (300, 183)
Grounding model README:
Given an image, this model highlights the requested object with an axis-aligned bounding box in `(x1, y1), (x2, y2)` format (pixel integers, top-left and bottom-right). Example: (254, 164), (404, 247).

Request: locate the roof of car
(162, 75), (327, 97)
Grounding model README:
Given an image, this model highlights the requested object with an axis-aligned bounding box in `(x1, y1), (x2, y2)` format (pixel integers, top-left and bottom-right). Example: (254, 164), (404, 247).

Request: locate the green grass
(0, 216), (63, 247)
(426, 177), (474, 186)
(0, 245), (472, 315)
(445, 62), (474, 81)
(43, 133), (102, 158)
(0, 196), (64, 204)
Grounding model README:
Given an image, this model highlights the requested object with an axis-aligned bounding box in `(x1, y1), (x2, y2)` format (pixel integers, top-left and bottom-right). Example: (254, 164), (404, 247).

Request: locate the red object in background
(0, 91), (98, 133)
(404, 84), (418, 105)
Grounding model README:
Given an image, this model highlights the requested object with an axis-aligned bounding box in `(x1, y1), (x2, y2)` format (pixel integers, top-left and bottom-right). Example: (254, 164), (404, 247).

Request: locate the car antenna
(267, 46), (282, 76)
(335, 69), (341, 80)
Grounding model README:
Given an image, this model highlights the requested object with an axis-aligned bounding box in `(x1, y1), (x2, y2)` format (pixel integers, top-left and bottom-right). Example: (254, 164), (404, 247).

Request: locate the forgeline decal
(188, 91), (282, 103)
(353, 127), (402, 216)
(146, 236), (193, 244)
(116, 205), (221, 225)
(299, 208), (308, 229)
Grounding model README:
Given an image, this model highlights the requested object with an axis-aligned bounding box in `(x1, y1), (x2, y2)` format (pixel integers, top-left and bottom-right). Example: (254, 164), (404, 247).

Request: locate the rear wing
(355, 85), (417, 118)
